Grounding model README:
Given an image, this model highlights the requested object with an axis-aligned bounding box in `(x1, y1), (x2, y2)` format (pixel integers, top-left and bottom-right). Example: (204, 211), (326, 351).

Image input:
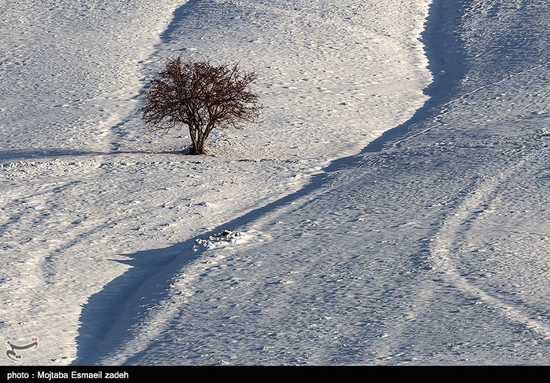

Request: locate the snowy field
(1, 0), (550, 366)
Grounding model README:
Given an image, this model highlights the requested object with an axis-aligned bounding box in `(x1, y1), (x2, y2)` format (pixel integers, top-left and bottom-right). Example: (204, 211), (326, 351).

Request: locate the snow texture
(2, 0), (550, 366)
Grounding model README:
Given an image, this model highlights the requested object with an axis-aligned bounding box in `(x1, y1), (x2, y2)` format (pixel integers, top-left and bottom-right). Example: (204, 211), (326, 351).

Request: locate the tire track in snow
(429, 149), (550, 340)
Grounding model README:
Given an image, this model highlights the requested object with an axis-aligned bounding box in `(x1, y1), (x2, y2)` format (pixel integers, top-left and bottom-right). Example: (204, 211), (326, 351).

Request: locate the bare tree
(141, 57), (262, 154)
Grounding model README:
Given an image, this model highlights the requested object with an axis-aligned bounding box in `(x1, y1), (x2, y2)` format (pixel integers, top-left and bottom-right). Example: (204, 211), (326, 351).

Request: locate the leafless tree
(141, 57), (262, 154)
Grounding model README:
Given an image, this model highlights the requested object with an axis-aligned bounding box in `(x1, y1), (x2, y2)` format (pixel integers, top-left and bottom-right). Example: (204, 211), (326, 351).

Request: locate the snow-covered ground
(2, 0), (550, 366)
(0, 0), (431, 365)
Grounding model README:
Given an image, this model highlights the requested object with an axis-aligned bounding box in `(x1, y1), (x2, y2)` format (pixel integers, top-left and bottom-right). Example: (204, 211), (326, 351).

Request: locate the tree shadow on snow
(71, 241), (195, 365)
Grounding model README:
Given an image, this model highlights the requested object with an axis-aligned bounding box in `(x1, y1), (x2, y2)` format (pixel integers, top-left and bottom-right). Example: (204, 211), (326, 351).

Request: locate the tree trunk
(197, 129), (206, 154)
(194, 136), (205, 154)
(189, 124), (198, 154)
(192, 133), (206, 154)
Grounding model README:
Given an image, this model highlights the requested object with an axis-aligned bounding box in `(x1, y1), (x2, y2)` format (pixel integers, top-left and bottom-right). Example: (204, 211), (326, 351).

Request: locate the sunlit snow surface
(2, 0), (550, 366)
